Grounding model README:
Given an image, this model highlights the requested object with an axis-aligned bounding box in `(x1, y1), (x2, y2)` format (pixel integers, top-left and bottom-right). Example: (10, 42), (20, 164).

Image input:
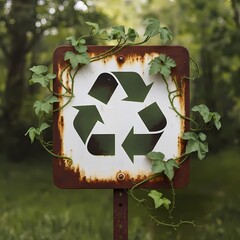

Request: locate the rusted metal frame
(113, 189), (128, 240)
(53, 45), (190, 189)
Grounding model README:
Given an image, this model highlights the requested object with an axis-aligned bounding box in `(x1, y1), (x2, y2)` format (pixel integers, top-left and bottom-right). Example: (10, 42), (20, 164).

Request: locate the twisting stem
(168, 180), (176, 218)
(162, 76), (199, 130)
(39, 134), (73, 166)
(149, 215), (200, 229)
(130, 173), (161, 204)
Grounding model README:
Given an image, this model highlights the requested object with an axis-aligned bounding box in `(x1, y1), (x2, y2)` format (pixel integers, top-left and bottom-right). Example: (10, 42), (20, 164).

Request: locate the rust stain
(54, 159), (168, 189)
(65, 71), (71, 92)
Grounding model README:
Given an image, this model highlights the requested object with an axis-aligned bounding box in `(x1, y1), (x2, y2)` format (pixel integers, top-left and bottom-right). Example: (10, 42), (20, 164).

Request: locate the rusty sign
(53, 46), (190, 189)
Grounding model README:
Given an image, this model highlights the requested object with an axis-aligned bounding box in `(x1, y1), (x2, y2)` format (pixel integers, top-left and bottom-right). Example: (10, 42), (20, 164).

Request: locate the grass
(1, 146), (240, 239)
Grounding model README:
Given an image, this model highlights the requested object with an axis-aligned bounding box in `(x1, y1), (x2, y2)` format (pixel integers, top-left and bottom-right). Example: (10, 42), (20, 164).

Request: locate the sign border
(53, 45), (190, 189)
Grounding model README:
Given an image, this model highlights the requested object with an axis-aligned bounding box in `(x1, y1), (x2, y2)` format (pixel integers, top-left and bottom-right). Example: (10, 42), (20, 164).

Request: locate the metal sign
(53, 46), (189, 189)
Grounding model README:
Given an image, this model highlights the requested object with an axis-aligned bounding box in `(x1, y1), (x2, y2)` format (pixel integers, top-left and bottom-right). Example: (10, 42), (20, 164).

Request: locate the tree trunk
(3, 0), (37, 160)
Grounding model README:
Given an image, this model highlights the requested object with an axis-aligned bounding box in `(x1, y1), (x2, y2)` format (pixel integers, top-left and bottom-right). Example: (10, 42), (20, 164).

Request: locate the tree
(0, 0), (110, 160)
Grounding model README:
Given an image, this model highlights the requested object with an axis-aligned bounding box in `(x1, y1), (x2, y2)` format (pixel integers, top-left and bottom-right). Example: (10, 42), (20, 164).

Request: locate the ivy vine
(25, 18), (221, 229)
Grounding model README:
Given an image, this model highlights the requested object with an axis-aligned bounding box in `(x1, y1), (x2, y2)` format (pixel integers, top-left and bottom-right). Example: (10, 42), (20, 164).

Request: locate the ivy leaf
(66, 36), (78, 46)
(25, 127), (37, 143)
(110, 25), (126, 40)
(182, 132), (209, 160)
(149, 54), (176, 78)
(146, 152), (179, 180)
(64, 51), (90, 69)
(86, 21), (100, 35)
(143, 18), (161, 37)
(30, 65), (48, 74)
(159, 26), (172, 44)
(149, 57), (162, 75)
(66, 36), (86, 46)
(191, 104), (211, 122)
(29, 67), (56, 87)
(35, 122), (50, 135)
(148, 190), (171, 209)
(33, 96), (59, 116)
(162, 197), (171, 210)
(66, 36), (87, 54)
(146, 151), (164, 160)
(127, 28), (139, 42)
(25, 123), (50, 143)
(47, 73), (56, 79)
(212, 112), (221, 130)
(97, 29), (108, 39)
(191, 104), (221, 130)
(29, 73), (49, 87)
(164, 158), (179, 180)
(74, 45), (88, 53)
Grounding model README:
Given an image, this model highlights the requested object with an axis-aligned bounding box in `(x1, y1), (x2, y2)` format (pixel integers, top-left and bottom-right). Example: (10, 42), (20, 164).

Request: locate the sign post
(114, 189), (128, 240)
(53, 46), (189, 239)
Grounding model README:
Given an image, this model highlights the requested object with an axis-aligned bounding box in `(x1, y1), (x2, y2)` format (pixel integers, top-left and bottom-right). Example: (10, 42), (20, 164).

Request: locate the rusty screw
(117, 172), (126, 181)
(117, 55), (125, 63)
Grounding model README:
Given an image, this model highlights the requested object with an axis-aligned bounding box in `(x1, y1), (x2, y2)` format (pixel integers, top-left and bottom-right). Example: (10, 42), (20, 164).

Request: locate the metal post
(113, 189), (128, 240)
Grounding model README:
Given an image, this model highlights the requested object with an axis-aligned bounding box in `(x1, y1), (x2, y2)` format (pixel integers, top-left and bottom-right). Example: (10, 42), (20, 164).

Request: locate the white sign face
(53, 46), (189, 189)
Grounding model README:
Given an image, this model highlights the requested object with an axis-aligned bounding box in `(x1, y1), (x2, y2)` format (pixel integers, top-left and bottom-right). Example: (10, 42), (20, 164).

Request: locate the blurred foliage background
(0, 0), (240, 239)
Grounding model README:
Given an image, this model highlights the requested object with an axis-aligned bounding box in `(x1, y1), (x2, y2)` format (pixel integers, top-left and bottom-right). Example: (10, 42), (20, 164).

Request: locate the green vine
(25, 18), (221, 229)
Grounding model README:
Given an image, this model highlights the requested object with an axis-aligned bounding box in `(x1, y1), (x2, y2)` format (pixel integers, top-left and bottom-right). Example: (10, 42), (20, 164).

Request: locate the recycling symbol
(73, 72), (167, 163)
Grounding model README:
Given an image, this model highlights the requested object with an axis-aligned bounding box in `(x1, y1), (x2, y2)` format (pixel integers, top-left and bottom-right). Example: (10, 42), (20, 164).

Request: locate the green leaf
(110, 25), (126, 40)
(149, 57), (161, 75)
(64, 51), (90, 69)
(163, 55), (176, 68)
(74, 44), (88, 53)
(29, 68), (56, 87)
(29, 73), (49, 87)
(86, 21), (100, 35)
(191, 104), (211, 122)
(66, 36), (78, 46)
(162, 197), (171, 210)
(127, 28), (139, 42)
(143, 18), (161, 37)
(66, 36), (88, 54)
(199, 132), (207, 141)
(143, 18), (172, 44)
(146, 152), (165, 161)
(35, 122), (50, 135)
(97, 29), (108, 39)
(159, 27), (172, 44)
(164, 158), (179, 180)
(213, 112), (221, 130)
(25, 123), (50, 143)
(148, 190), (163, 209)
(25, 127), (37, 143)
(146, 152), (179, 180)
(191, 104), (221, 130)
(149, 54), (176, 78)
(47, 73), (56, 79)
(45, 95), (59, 104)
(182, 132), (209, 160)
(147, 151), (165, 174)
(33, 96), (58, 116)
(148, 190), (171, 209)
(30, 65), (48, 74)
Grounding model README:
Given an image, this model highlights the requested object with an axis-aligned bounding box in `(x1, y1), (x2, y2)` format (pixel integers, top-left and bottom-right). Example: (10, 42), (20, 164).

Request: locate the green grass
(1, 147), (240, 239)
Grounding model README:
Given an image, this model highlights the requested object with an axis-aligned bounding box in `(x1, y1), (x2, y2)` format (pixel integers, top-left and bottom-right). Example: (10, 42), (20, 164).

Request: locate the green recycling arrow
(73, 105), (103, 143)
(112, 72), (153, 102)
(88, 134), (115, 155)
(138, 102), (167, 131)
(122, 127), (163, 162)
(88, 73), (118, 104)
